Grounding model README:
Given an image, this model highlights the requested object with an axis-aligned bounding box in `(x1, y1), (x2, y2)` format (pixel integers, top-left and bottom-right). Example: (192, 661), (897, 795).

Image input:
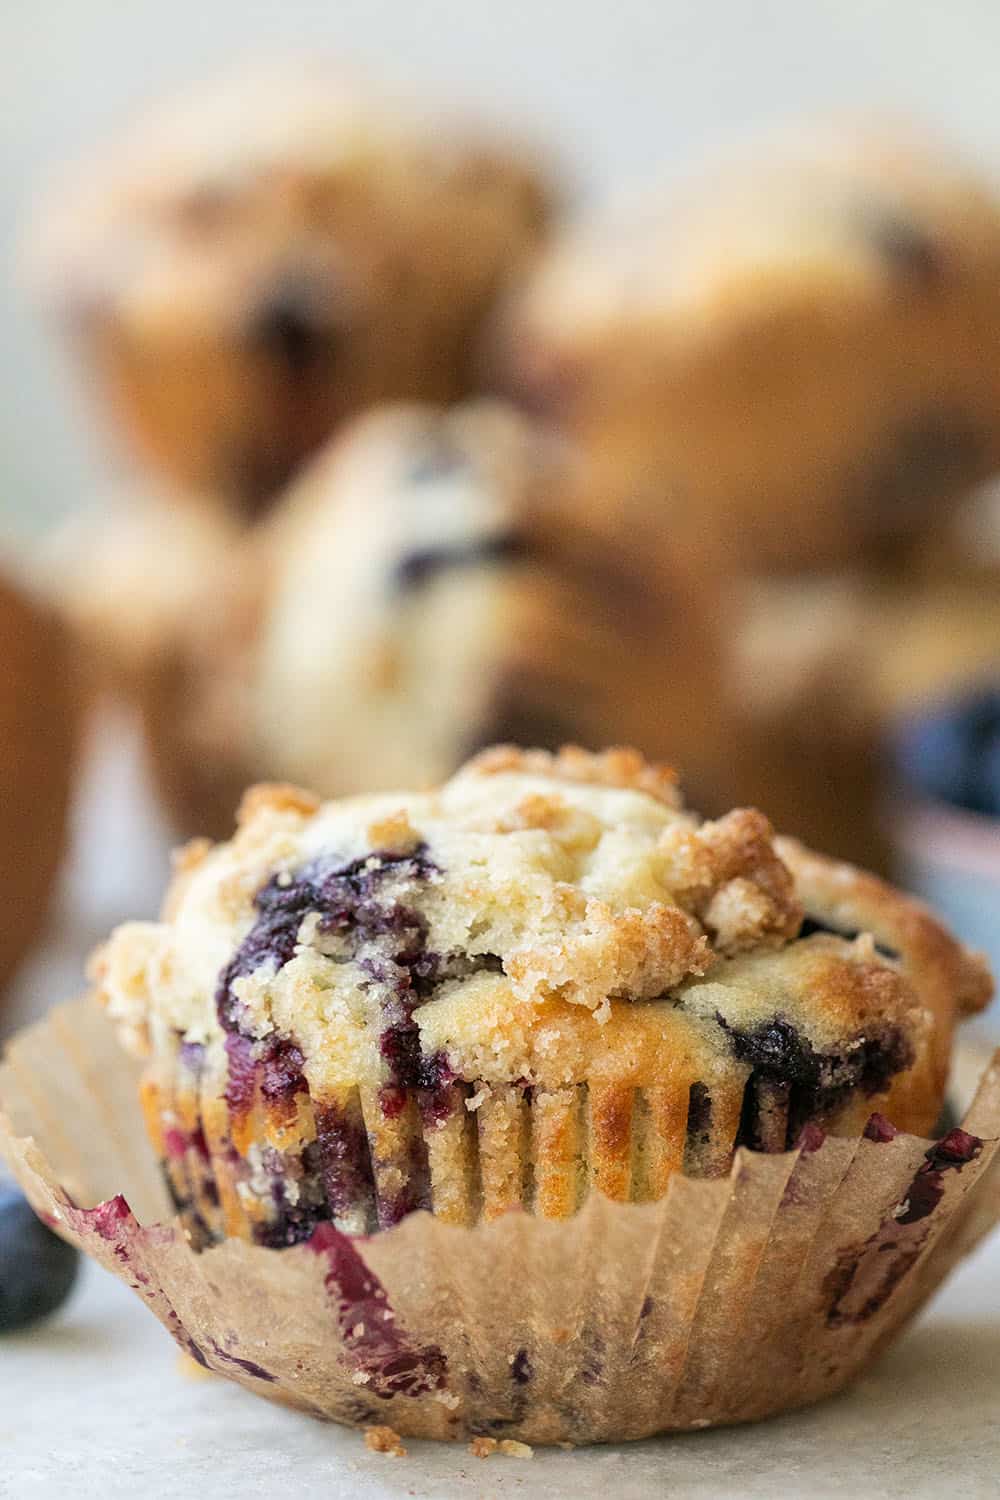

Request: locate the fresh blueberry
(982, 732), (1000, 820)
(892, 685), (1000, 817)
(0, 1184), (79, 1332)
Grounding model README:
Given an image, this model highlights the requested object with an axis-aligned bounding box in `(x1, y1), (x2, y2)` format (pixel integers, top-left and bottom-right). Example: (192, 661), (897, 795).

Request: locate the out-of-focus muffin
(0, 571), (77, 993)
(732, 560), (1000, 873)
(730, 576), (890, 871)
(47, 401), (734, 839)
(872, 579), (1000, 713)
(237, 400), (732, 810)
(47, 500), (251, 841)
(500, 122), (1000, 574)
(30, 61), (554, 521)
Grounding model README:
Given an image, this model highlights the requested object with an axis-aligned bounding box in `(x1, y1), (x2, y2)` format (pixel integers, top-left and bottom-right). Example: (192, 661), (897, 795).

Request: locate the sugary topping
(91, 747), (943, 1107)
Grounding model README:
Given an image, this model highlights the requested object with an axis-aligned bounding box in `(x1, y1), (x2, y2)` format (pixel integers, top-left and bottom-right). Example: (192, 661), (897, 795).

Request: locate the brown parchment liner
(3, 994), (1000, 1445)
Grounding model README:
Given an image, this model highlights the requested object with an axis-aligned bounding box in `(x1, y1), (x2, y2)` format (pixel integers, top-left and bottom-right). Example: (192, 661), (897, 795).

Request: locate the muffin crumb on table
(363, 1424), (407, 1457)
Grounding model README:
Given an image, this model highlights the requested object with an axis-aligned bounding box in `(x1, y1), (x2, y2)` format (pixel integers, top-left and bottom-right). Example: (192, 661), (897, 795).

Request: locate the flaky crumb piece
(658, 807), (802, 951)
(236, 781), (320, 826)
(365, 808), (420, 853)
(499, 1439), (534, 1459)
(467, 743), (681, 806)
(170, 837), (213, 877)
(469, 1436), (498, 1458)
(363, 1425), (407, 1457)
(507, 899), (710, 1009)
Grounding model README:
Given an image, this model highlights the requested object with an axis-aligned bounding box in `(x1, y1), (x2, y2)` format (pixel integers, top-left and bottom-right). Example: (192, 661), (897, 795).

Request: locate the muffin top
(94, 747), (990, 1119)
(31, 59), (551, 334)
(500, 122), (1000, 574)
(509, 122), (1000, 354)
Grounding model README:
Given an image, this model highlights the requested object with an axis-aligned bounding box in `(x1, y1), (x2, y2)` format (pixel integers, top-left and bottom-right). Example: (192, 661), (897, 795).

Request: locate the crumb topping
(90, 746), (953, 1115)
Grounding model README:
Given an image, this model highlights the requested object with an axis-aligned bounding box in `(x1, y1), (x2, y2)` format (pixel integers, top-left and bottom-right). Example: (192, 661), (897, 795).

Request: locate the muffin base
(2, 993), (998, 1444)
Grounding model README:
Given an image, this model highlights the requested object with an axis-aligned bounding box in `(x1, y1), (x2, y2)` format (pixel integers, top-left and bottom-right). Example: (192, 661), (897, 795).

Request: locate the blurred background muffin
(0, 570), (77, 994)
(29, 60), (554, 523)
(43, 499), (248, 841)
(499, 122), (1000, 575)
(74, 400), (731, 839)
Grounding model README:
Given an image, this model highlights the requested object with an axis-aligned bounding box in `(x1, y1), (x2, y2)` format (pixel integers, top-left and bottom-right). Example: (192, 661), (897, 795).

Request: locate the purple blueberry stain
(210, 844), (508, 1235)
(216, 846), (442, 1097)
(259, 1039), (307, 1105)
(179, 1040), (206, 1075)
(897, 1128), (982, 1226)
(207, 1338), (277, 1383)
(795, 1122), (827, 1155)
(306, 1221), (448, 1398)
(825, 1127), (984, 1326)
(163, 1125), (210, 1163)
(510, 1348), (533, 1384)
(864, 1112), (899, 1144)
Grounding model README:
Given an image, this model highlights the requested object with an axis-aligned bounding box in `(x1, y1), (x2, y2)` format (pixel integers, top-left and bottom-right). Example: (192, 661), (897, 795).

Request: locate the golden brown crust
(468, 744), (682, 807)
(658, 808), (802, 952)
(776, 835), (993, 1018)
(235, 783), (320, 827)
(777, 834), (993, 1126)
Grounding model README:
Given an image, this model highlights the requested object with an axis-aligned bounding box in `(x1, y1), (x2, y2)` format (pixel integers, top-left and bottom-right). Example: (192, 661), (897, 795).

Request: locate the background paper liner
(2, 995), (1000, 1445)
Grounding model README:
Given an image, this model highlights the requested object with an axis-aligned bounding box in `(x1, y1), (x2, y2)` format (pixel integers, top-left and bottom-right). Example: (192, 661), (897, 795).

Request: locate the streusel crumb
(364, 1425), (407, 1457)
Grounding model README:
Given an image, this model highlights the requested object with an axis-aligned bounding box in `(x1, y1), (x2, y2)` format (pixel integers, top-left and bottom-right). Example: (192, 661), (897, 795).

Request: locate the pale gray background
(5, 0), (1000, 537)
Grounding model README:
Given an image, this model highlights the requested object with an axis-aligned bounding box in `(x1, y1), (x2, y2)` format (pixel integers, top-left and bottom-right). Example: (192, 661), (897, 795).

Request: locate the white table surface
(2, 714), (999, 1500)
(1, 1236), (998, 1500)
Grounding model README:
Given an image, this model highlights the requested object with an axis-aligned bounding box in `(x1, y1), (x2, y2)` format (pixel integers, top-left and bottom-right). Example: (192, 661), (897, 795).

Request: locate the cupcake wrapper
(3, 994), (999, 1445)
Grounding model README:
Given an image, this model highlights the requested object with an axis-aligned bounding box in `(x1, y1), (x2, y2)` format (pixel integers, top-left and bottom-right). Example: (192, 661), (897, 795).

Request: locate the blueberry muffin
(31, 61), (553, 519)
(735, 569), (1000, 859)
(0, 571), (77, 993)
(500, 122), (1000, 573)
(731, 574), (890, 870)
(45, 402), (730, 840)
(91, 746), (991, 1246)
(240, 400), (731, 810)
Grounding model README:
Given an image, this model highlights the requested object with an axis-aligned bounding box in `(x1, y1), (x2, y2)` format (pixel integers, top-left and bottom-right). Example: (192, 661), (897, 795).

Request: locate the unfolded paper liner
(3, 993), (1000, 1446)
